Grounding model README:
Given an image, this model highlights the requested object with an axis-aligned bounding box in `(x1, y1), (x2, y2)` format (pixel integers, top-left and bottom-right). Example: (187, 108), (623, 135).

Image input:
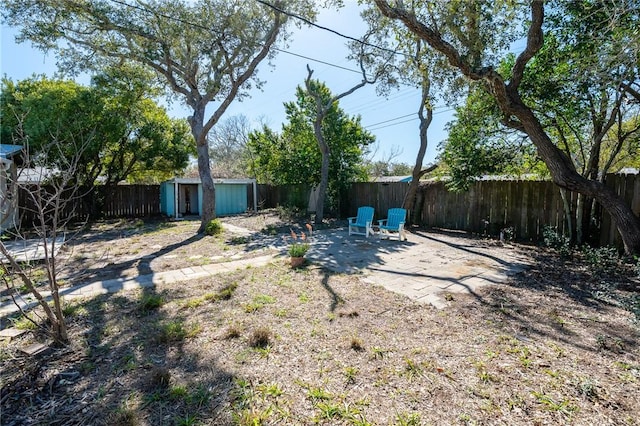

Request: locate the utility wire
(255, 0), (408, 58)
(366, 107), (456, 130)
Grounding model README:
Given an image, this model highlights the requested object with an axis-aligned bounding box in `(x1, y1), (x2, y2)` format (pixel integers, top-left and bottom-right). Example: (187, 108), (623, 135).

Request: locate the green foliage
(247, 83), (374, 210)
(156, 319), (201, 343)
(542, 226), (571, 257)
(438, 84), (547, 192)
(581, 246), (620, 276)
(139, 294), (165, 313)
(204, 219), (223, 236)
(288, 243), (310, 258)
(12, 313), (38, 330)
(0, 73), (194, 187)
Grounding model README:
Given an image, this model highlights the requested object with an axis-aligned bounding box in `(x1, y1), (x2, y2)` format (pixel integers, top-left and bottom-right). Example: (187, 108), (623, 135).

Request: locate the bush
(581, 245), (620, 276)
(542, 225), (571, 257)
(205, 219), (223, 236)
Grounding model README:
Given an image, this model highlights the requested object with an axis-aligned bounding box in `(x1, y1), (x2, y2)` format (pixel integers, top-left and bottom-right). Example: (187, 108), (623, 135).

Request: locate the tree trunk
(512, 102), (640, 254)
(313, 115), (330, 225)
(403, 82), (433, 223)
(373, 0), (640, 254)
(189, 106), (216, 233)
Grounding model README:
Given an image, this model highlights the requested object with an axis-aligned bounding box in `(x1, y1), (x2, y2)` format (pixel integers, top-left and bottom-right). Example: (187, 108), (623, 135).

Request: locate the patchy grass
(1, 235), (639, 425)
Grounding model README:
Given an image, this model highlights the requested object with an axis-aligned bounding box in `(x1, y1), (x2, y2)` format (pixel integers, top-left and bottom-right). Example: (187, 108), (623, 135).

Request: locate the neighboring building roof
(16, 167), (58, 184)
(617, 167), (639, 175)
(0, 144), (23, 159)
(163, 177), (256, 185)
(372, 175), (412, 183)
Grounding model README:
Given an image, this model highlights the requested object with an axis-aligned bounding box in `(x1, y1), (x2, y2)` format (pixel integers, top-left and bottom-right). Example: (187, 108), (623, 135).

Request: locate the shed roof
(163, 177), (256, 185)
(372, 175), (412, 183)
(0, 144), (23, 159)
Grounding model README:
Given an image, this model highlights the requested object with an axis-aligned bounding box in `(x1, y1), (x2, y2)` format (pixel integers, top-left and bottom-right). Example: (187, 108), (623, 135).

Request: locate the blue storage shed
(160, 178), (257, 219)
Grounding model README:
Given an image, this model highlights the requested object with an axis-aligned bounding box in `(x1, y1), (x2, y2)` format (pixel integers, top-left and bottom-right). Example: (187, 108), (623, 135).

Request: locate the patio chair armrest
(347, 216), (356, 224)
(378, 219), (388, 226)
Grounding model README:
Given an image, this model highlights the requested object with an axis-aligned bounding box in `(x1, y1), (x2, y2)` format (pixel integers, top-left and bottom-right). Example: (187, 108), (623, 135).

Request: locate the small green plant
(157, 319), (201, 343)
(542, 225), (571, 256)
(581, 245), (620, 275)
(232, 407), (273, 425)
(139, 294), (164, 313)
(256, 382), (284, 398)
(287, 226), (312, 257)
(204, 219), (223, 236)
(62, 301), (88, 317)
(402, 358), (423, 380)
(169, 385), (189, 400)
(175, 414), (198, 426)
(254, 294), (276, 304)
(12, 313), (38, 330)
(344, 366), (359, 384)
(371, 347), (387, 359)
(531, 391), (578, 415)
(307, 386), (332, 401)
(395, 412), (422, 426)
(288, 242), (310, 258)
(298, 292), (310, 303)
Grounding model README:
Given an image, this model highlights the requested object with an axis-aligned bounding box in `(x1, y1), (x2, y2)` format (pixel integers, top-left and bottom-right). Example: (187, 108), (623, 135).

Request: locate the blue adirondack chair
(348, 206), (375, 237)
(378, 208), (407, 241)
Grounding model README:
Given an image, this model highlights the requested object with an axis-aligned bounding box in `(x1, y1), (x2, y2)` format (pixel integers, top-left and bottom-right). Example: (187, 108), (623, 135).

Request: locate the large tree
(2, 0), (317, 232)
(374, 0), (640, 255)
(247, 82), (374, 215)
(1, 73), (193, 193)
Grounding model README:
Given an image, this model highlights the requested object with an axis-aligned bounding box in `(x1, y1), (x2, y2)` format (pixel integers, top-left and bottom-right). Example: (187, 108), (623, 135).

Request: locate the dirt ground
(54, 212), (309, 286)
(1, 212), (640, 425)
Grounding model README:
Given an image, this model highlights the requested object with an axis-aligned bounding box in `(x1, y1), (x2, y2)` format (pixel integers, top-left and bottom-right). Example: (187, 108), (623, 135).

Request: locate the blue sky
(0, 1), (455, 167)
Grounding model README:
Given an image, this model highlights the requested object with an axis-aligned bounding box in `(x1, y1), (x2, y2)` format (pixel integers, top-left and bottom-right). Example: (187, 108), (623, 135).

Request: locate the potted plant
(288, 225), (312, 268)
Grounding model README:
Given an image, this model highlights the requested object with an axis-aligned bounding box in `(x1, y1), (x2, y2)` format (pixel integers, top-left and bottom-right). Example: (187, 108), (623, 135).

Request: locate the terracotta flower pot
(290, 256), (305, 268)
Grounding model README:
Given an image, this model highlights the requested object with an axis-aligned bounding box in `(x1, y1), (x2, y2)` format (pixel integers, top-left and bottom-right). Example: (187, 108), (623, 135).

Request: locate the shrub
(204, 219), (223, 236)
(542, 225), (571, 257)
(581, 245), (620, 275)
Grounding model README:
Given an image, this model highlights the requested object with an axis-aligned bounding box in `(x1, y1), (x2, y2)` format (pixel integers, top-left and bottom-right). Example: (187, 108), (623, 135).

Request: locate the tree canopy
(247, 82), (374, 211)
(1, 73), (194, 188)
(2, 0), (319, 231)
(374, 0), (640, 254)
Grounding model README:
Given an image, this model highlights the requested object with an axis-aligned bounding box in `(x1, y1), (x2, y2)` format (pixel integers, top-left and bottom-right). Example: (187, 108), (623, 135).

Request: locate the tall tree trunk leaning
(305, 63), (379, 224)
(375, 0), (640, 254)
(403, 78), (434, 224)
(312, 113), (330, 225)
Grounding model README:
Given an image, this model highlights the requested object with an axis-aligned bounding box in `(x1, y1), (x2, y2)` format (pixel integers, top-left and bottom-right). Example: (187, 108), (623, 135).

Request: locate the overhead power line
(255, 0), (407, 58)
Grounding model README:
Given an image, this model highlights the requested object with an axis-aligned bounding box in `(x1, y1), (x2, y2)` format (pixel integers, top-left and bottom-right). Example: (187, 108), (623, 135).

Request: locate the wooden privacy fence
(101, 185), (160, 218)
(344, 174), (640, 247)
(14, 175), (640, 247)
(17, 184), (160, 227)
(601, 173), (640, 248)
(416, 180), (570, 241)
(257, 184), (311, 210)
